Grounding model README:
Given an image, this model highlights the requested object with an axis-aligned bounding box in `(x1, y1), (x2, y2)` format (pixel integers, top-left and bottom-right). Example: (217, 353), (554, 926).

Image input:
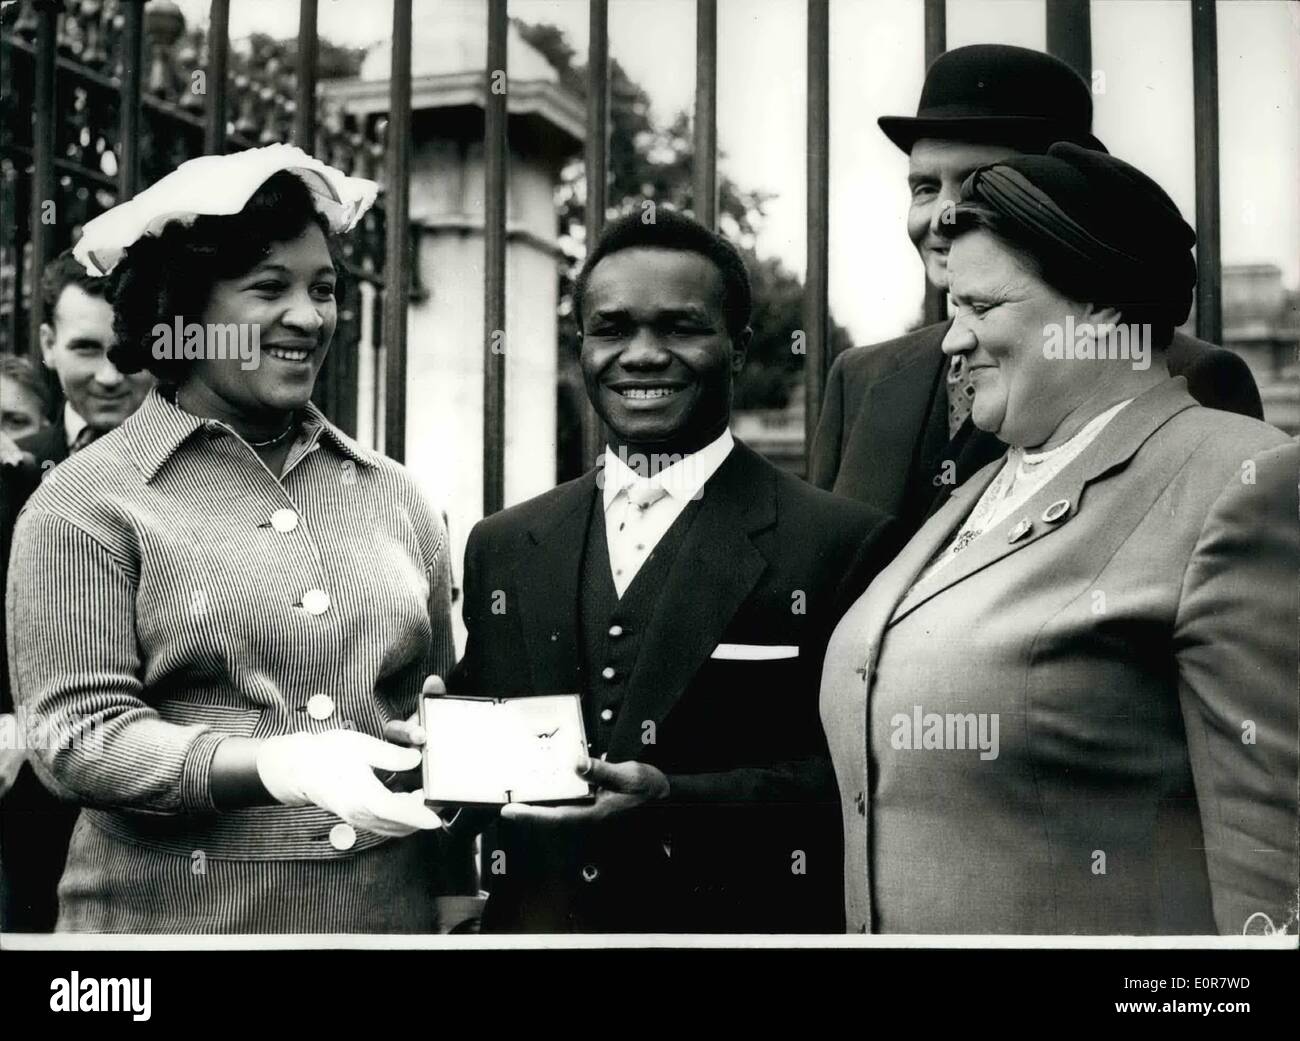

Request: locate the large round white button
(302, 589), (331, 615)
(601, 666), (616, 681)
(270, 508), (298, 533)
(600, 708), (614, 722)
(608, 625), (624, 638)
(329, 823), (357, 851)
(306, 693), (335, 721)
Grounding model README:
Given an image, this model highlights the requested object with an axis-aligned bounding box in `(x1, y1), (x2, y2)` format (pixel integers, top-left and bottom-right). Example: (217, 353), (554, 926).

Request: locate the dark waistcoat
(577, 492), (701, 758)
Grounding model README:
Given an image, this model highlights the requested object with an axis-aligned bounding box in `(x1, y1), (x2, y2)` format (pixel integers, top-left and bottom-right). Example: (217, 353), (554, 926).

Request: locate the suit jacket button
(581, 864), (600, 883)
(608, 624), (624, 638)
(329, 823), (357, 851)
(601, 666), (616, 681)
(600, 708), (614, 722)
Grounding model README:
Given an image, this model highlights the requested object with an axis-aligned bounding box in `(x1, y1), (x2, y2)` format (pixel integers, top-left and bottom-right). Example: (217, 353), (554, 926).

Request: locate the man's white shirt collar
(64, 402), (89, 449)
(602, 428), (735, 511)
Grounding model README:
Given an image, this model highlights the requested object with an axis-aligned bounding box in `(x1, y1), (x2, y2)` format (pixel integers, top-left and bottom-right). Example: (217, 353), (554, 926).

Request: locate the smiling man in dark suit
(809, 44), (1262, 537)
(443, 209), (893, 933)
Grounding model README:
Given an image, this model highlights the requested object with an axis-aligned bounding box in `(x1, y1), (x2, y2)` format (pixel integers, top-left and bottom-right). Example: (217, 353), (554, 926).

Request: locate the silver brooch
(1041, 499), (1071, 524)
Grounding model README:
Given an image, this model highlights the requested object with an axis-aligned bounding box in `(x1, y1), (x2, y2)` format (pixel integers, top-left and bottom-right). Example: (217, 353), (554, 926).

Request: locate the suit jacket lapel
(607, 444), (774, 757)
(851, 460), (1002, 673)
(914, 357), (952, 481)
(892, 457), (1081, 624)
(890, 378), (1201, 626)
(516, 472), (598, 693)
(852, 327), (948, 517)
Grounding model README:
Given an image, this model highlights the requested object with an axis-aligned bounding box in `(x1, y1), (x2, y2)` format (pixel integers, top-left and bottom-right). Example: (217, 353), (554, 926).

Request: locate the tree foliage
(515, 19), (851, 418)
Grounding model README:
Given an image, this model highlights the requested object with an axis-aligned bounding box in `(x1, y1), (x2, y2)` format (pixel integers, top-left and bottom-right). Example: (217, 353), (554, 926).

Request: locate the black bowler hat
(878, 43), (1107, 154)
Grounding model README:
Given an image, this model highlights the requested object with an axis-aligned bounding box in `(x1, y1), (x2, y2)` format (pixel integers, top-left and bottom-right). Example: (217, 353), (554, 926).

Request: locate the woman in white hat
(6, 146), (475, 933)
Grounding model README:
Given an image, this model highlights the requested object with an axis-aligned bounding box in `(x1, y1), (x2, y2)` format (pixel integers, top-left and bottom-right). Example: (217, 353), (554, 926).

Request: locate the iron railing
(2, 0), (1236, 505)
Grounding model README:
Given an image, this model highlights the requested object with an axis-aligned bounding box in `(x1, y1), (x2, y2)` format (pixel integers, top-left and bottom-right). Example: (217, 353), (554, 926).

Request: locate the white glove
(255, 729), (443, 838)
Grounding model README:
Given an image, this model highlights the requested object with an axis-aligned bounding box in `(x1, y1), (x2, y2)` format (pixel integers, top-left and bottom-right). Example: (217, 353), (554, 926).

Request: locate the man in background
(809, 44), (1262, 538)
(18, 249), (153, 470)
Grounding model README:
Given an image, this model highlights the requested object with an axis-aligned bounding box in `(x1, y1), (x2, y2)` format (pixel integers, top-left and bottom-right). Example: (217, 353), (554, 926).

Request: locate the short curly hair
(572, 207), (752, 342)
(108, 170), (345, 382)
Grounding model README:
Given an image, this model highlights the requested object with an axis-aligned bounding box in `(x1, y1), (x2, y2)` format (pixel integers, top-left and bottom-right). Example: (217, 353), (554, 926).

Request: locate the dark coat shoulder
(466, 471), (593, 550)
(808, 323), (950, 493)
(1166, 330), (1264, 420)
(770, 454), (888, 536)
(824, 322), (949, 401)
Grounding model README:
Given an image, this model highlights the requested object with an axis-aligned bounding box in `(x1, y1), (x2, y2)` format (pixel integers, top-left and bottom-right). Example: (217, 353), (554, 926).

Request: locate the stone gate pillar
(324, 16), (583, 640)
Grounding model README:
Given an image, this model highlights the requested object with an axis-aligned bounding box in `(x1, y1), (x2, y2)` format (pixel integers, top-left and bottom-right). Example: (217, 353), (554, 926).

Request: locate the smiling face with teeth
(580, 247), (749, 458)
(177, 223), (337, 443)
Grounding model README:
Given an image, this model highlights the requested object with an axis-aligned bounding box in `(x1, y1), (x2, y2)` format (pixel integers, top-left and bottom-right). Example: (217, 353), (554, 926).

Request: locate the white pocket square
(710, 643), (799, 661)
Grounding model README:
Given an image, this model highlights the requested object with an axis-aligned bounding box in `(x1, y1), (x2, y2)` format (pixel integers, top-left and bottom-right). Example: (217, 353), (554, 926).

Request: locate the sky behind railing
(172, 0), (1300, 346)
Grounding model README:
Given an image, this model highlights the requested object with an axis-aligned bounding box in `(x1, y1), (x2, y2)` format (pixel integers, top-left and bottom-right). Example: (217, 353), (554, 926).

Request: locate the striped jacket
(6, 387), (458, 870)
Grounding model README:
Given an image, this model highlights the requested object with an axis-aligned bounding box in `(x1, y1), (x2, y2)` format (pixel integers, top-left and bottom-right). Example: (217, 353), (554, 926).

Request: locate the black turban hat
(957, 142), (1197, 330)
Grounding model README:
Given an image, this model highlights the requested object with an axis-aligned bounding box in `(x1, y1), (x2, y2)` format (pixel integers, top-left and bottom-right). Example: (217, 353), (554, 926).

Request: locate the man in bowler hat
(808, 44), (1262, 536)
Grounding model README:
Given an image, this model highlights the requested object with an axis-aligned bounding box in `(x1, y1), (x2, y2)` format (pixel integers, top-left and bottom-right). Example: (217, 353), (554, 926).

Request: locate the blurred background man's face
(0, 375), (46, 439)
(907, 138), (1024, 290)
(40, 285), (153, 432)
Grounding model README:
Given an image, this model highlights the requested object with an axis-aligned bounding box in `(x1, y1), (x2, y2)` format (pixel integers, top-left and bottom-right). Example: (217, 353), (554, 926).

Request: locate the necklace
(246, 419), (297, 448)
(175, 388), (296, 449)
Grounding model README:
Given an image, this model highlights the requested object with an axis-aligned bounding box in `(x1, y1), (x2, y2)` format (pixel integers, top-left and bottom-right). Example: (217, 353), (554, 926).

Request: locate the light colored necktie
(610, 480), (670, 596)
(626, 480), (668, 512)
(945, 356), (976, 439)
